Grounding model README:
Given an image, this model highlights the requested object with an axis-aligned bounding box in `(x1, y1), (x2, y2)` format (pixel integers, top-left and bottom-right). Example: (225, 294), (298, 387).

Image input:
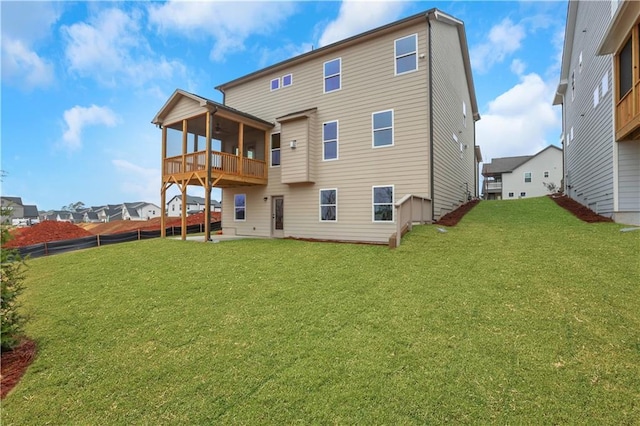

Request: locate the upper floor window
(282, 74), (293, 87)
(319, 189), (337, 221)
(395, 34), (417, 75)
(373, 185), (394, 222)
(571, 70), (575, 102)
(324, 58), (341, 93)
(270, 78), (279, 91)
(234, 194), (246, 221)
(544, 171), (549, 178)
(372, 110), (394, 148)
(619, 36), (632, 99)
(270, 133), (280, 167)
(524, 172), (532, 183)
(323, 121), (338, 160)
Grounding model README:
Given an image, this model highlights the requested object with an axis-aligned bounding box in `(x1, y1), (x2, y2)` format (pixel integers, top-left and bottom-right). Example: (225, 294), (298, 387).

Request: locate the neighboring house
(83, 211), (100, 223)
(482, 146), (563, 200)
(121, 202), (161, 221)
(554, 0), (640, 225)
(1, 196), (39, 225)
(153, 9), (482, 243)
(167, 195), (221, 217)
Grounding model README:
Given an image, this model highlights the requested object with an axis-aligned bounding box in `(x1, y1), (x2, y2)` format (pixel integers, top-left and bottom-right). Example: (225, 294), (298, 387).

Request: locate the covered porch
(152, 89), (274, 241)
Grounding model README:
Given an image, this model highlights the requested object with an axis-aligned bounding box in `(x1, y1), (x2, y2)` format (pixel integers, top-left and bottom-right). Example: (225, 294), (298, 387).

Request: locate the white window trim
(234, 194), (246, 222)
(319, 188), (338, 222)
(524, 172), (532, 183)
(372, 109), (394, 148)
(394, 33), (418, 76)
(282, 73), (293, 87)
(323, 58), (342, 93)
(322, 120), (339, 161)
(463, 101), (467, 128)
(372, 185), (394, 223)
(544, 171), (550, 178)
(270, 132), (281, 168)
(270, 78), (280, 91)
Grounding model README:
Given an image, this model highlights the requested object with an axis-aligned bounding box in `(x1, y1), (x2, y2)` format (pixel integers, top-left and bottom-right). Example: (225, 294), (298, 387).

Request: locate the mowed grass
(3, 197), (639, 424)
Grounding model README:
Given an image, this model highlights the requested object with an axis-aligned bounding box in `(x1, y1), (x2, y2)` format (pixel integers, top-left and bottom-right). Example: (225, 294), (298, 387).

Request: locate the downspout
(428, 17), (435, 221)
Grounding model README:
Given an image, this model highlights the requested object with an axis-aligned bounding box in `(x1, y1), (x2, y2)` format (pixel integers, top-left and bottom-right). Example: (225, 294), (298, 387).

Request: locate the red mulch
(1, 339), (36, 399)
(4, 221), (94, 248)
(434, 199), (480, 226)
(547, 194), (614, 223)
(3, 212), (222, 248)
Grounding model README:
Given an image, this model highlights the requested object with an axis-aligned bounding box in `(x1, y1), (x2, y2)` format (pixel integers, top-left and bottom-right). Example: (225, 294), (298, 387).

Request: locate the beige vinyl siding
(281, 117), (312, 183)
(163, 97), (205, 126)
(221, 21), (432, 243)
(431, 19), (476, 218)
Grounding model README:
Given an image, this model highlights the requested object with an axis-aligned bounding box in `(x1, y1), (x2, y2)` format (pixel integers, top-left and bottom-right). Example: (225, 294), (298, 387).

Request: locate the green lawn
(3, 197), (639, 424)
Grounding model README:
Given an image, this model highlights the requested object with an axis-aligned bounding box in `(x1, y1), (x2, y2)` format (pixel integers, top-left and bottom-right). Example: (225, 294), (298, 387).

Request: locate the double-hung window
(319, 189), (337, 221)
(372, 110), (394, 147)
(323, 121), (338, 160)
(234, 194), (246, 221)
(373, 185), (394, 222)
(324, 58), (341, 93)
(524, 172), (532, 183)
(271, 133), (281, 167)
(395, 34), (417, 75)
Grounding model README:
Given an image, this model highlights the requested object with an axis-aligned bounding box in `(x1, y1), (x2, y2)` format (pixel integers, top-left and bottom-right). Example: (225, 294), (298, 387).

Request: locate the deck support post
(238, 122), (244, 176)
(205, 111), (212, 242)
(160, 126), (167, 238)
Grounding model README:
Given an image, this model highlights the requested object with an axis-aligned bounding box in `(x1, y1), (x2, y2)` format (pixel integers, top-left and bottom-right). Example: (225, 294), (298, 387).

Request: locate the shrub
(1, 210), (27, 351)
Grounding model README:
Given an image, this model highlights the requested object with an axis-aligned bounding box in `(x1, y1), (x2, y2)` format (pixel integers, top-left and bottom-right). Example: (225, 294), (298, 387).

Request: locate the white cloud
(62, 105), (119, 150)
(1, 38), (54, 89)
(257, 42), (314, 69)
(318, 0), (407, 47)
(112, 159), (161, 204)
(510, 59), (526, 76)
(62, 7), (186, 86)
(148, 1), (297, 61)
(471, 18), (525, 74)
(0, 2), (61, 90)
(477, 73), (560, 163)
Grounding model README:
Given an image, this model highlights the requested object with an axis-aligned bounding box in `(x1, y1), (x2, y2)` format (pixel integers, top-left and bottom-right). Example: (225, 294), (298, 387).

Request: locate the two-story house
(482, 146), (563, 200)
(167, 195), (221, 217)
(554, 0), (640, 225)
(153, 9), (481, 243)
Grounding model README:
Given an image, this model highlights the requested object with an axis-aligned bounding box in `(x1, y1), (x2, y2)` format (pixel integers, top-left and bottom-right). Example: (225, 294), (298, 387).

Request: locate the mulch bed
(434, 199), (480, 226)
(547, 194), (613, 223)
(5, 221), (93, 248)
(1, 339), (36, 399)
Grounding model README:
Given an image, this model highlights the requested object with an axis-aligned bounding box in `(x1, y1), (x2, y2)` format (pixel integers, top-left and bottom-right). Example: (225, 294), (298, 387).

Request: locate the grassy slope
(3, 197), (639, 424)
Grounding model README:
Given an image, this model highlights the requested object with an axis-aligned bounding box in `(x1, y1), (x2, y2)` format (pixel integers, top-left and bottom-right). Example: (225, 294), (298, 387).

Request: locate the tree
(62, 201), (85, 212)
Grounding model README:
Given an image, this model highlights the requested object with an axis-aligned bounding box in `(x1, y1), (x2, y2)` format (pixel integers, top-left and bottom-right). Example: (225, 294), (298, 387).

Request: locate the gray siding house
(153, 9), (481, 244)
(554, 0), (640, 225)
(483, 146), (563, 200)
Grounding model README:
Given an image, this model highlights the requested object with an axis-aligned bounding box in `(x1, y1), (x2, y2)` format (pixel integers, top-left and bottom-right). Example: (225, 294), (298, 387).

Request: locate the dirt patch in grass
(434, 199), (480, 226)
(1, 339), (36, 399)
(547, 194), (613, 223)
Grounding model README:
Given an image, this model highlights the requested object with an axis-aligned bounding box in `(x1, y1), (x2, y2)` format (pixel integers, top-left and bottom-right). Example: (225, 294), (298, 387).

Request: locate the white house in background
(1, 196), (40, 225)
(166, 195), (221, 217)
(554, 0), (640, 225)
(121, 202), (161, 221)
(482, 146), (563, 200)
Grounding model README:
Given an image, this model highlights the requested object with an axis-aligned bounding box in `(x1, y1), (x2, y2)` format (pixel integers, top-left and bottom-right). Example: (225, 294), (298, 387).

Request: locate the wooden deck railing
(163, 151), (266, 180)
(390, 194), (432, 248)
(616, 81), (640, 139)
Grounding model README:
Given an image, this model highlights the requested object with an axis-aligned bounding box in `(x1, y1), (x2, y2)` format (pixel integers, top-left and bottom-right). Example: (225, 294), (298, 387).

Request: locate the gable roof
(482, 145), (562, 176)
(553, 0), (578, 105)
(1, 196), (23, 206)
(216, 9), (479, 121)
(22, 205), (39, 218)
(151, 89), (274, 129)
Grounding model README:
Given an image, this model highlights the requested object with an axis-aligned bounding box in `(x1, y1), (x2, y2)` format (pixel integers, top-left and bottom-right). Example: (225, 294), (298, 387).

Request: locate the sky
(1, 0), (568, 211)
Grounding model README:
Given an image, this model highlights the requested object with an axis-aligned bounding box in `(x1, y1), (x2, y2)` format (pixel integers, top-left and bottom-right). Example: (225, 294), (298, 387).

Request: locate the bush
(1, 213), (27, 351)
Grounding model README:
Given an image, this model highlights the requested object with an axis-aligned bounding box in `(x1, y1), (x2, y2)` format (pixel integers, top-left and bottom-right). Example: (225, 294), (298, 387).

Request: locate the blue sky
(1, 0), (567, 211)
